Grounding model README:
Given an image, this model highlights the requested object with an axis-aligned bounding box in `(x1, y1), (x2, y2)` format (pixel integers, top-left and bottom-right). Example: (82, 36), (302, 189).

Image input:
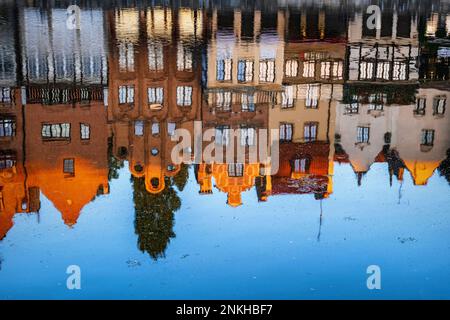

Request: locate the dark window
(0, 118), (16, 137)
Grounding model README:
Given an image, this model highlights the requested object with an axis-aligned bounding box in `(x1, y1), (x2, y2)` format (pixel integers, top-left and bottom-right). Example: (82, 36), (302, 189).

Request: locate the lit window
(176, 86), (193, 107)
(321, 61), (343, 80)
(0, 118), (16, 137)
(119, 86), (134, 104)
(357, 126), (370, 143)
(421, 129), (435, 146)
(279, 123), (293, 142)
(41, 123), (70, 140)
(148, 87), (164, 104)
(304, 122), (318, 142)
(80, 123), (90, 140)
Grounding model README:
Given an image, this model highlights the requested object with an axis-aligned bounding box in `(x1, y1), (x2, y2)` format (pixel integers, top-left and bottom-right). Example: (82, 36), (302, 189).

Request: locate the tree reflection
(132, 166), (189, 260)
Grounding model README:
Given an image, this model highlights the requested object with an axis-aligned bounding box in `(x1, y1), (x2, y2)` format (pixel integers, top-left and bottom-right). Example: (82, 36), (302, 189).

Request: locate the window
(360, 61), (374, 80)
(148, 43), (164, 71)
(306, 84), (320, 109)
(282, 86), (295, 108)
(134, 121), (144, 136)
(346, 95), (359, 115)
(421, 129), (435, 146)
(415, 97), (426, 115)
(228, 163), (244, 177)
(148, 87), (164, 105)
(215, 125), (230, 146)
(152, 122), (160, 135)
(0, 118), (16, 137)
(237, 59), (254, 83)
(215, 91), (232, 111)
(259, 59), (275, 83)
(119, 86), (134, 104)
(368, 93), (386, 111)
(41, 123), (70, 140)
(240, 126), (255, 146)
(279, 123), (293, 142)
(63, 159), (75, 175)
(177, 43), (193, 71)
(293, 158), (309, 173)
(0, 151), (16, 169)
(393, 61), (407, 81)
(304, 122), (318, 142)
(118, 42), (135, 72)
(433, 96), (446, 115)
(80, 123), (90, 140)
(241, 94), (255, 112)
(357, 126), (370, 143)
(168, 122), (176, 136)
(285, 59), (299, 77)
(320, 61), (343, 80)
(303, 60), (315, 78)
(376, 61), (391, 80)
(176, 86), (193, 107)
(0, 87), (11, 104)
(217, 59), (232, 81)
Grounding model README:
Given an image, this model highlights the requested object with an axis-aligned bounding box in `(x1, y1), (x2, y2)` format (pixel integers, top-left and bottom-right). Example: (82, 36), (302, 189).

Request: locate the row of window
(285, 59), (343, 80)
(41, 123), (90, 140)
(213, 92), (256, 111)
(118, 85), (193, 107)
(119, 42), (193, 73)
(415, 96), (446, 116)
(134, 121), (176, 137)
(217, 59), (276, 83)
(279, 122), (318, 142)
(214, 126), (256, 147)
(359, 60), (408, 81)
(282, 84), (320, 108)
(355, 126), (435, 147)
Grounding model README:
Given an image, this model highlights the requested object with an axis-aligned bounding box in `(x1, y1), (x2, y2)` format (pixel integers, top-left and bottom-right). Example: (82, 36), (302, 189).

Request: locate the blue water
(1, 164), (449, 299)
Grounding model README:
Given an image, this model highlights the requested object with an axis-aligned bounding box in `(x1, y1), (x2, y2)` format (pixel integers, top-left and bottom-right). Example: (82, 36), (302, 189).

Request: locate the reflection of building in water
(196, 8), (285, 206)
(336, 85), (450, 186)
(19, 6), (107, 86)
(107, 7), (203, 194)
(0, 88), (40, 240)
(266, 8), (346, 199)
(0, 3), (19, 87)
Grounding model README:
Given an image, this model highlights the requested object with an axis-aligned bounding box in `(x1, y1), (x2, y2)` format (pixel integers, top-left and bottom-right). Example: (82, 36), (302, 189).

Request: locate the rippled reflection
(0, 0), (449, 266)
